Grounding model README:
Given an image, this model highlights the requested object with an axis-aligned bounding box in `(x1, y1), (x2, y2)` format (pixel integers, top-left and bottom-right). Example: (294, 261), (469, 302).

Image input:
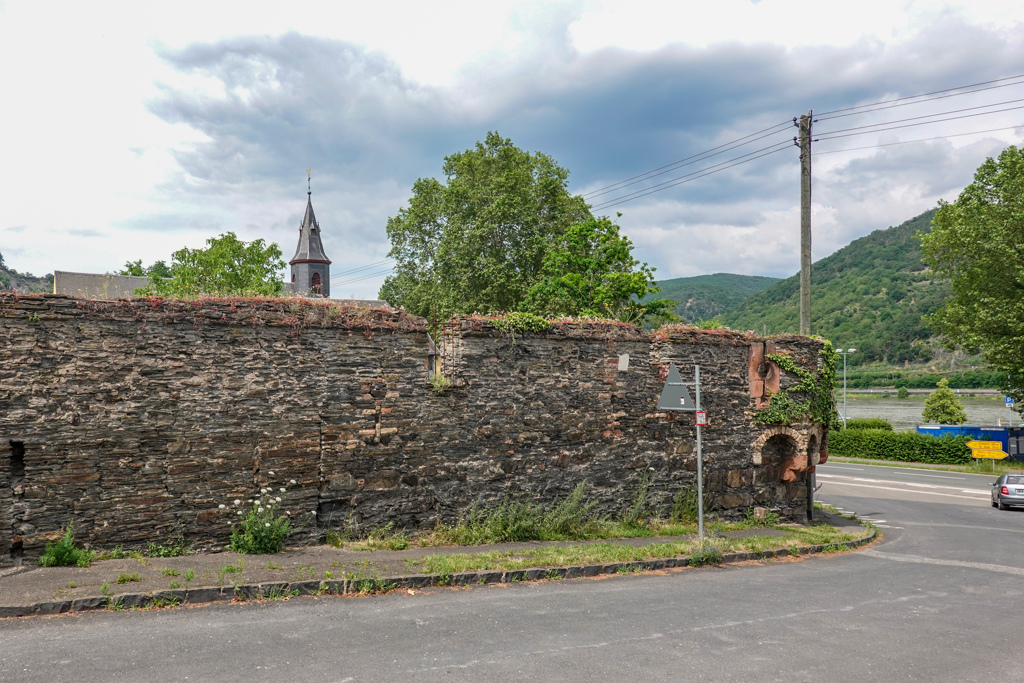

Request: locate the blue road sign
(1007, 396), (1015, 406)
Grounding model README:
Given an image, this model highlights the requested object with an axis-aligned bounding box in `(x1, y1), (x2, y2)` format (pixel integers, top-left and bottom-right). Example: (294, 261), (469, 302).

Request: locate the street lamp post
(837, 348), (856, 428)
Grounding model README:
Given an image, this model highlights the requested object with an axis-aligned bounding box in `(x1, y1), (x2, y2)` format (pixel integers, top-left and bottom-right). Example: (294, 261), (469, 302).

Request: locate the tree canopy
(118, 260), (172, 279)
(921, 378), (968, 425)
(148, 232), (285, 298)
(380, 132), (666, 324)
(920, 146), (1024, 407)
(521, 217), (672, 323)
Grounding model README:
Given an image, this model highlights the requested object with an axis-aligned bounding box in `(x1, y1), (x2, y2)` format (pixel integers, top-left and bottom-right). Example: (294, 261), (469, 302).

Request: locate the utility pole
(797, 111), (812, 335)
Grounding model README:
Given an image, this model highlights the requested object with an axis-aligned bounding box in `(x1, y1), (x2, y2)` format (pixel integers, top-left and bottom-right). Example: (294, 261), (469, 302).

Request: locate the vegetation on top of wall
(492, 311), (553, 335)
(755, 340), (840, 430)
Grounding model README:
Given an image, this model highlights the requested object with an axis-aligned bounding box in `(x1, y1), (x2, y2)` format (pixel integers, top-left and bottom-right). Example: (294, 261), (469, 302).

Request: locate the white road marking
(903, 473), (967, 480)
(819, 480), (989, 501)
(862, 549), (1024, 576)
(818, 473), (990, 497)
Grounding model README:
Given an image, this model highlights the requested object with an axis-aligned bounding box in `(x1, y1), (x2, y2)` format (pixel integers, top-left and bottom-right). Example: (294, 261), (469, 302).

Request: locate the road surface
(1, 461), (1021, 682)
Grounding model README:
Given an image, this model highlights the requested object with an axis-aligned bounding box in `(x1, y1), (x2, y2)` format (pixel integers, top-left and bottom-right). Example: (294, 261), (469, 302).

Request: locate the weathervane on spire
(306, 168), (312, 196)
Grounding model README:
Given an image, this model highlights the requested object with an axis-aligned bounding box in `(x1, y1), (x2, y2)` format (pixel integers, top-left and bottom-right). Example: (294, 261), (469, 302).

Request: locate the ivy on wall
(755, 340), (840, 430)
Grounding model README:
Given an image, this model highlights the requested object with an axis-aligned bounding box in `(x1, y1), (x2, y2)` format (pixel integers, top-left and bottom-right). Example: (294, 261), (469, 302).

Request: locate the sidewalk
(0, 511), (871, 618)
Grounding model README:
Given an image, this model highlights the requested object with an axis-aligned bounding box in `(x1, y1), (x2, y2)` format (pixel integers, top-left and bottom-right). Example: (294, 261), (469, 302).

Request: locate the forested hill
(0, 251), (52, 294)
(653, 273), (779, 323)
(721, 209), (949, 364)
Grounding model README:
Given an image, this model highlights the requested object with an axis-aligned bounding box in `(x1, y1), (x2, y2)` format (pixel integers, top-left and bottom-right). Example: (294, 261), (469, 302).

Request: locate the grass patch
(146, 536), (192, 558)
(116, 572), (141, 584)
(350, 523), (411, 552)
(415, 524), (864, 575)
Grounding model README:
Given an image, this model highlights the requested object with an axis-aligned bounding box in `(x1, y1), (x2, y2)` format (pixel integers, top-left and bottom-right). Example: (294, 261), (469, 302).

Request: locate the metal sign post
(656, 363), (705, 545)
(694, 365), (704, 544)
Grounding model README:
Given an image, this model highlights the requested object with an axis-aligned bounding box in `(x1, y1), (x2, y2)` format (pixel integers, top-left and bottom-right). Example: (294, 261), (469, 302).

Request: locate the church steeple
(289, 170), (331, 297)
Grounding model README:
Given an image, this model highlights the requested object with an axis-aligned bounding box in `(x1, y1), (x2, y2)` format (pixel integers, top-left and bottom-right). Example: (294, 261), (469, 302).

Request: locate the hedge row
(828, 429), (972, 465)
(842, 418), (893, 431)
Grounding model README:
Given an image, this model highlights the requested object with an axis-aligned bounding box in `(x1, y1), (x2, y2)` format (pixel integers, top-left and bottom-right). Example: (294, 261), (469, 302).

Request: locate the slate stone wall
(0, 294), (828, 566)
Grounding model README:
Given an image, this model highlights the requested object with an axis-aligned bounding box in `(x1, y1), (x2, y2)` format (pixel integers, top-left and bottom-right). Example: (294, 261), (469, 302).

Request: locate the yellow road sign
(971, 449), (1009, 460)
(967, 440), (1003, 450)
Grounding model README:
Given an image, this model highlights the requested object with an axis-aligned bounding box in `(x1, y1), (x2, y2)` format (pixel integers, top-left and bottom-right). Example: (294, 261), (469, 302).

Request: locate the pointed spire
(289, 172), (331, 266)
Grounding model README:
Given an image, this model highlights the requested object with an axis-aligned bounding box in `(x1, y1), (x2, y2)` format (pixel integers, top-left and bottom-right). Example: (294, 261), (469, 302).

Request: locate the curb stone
(0, 527), (875, 618)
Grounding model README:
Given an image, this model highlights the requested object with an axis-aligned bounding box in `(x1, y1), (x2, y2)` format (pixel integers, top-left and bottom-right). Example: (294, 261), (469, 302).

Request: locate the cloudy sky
(2, 1), (1023, 298)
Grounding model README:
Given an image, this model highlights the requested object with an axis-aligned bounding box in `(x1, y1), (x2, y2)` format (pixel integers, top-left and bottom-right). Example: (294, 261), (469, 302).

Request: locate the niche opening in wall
(9, 441), (24, 488)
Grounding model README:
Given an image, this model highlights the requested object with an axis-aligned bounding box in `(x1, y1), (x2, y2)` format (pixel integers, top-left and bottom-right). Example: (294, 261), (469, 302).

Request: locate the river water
(838, 394), (1020, 431)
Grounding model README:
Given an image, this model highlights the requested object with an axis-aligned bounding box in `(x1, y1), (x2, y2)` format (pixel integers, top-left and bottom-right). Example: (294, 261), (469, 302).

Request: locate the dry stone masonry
(0, 294), (831, 566)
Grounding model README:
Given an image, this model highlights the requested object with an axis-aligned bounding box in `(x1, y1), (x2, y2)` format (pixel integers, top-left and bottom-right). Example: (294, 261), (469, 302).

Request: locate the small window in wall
(311, 272), (322, 294)
(292, 273), (296, 283)
(10, 441), (24, 488)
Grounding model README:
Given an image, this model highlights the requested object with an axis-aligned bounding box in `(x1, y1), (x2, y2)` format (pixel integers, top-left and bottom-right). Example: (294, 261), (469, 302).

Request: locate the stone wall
(0, 294), (829, 566)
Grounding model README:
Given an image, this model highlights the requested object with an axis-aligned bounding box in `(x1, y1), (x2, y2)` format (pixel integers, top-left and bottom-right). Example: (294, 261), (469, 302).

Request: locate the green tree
(921, 378), (967, 424)
(920, 146), (1024, 406)
(152, 232), (285, 298)
(520, 217), (674, 323)
(380, 132), (593, 320)
(896, 387), (909, 399)
(119, 260), (172, 279)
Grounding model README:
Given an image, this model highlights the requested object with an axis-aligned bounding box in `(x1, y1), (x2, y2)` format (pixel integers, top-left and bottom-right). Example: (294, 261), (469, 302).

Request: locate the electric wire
(589, 139), (792, 210)
(812, 125), (1024, 156)
(332, 268), (395, 288)
(814, 77), (1024, 121)
(815, 73), (1024, 116)
(814, 103), (1024, 141)
(590, 144), (791, 211)
(581, 119), (791, 199)
(814, 98), (1024, 136)
(329, 258), (394, 282)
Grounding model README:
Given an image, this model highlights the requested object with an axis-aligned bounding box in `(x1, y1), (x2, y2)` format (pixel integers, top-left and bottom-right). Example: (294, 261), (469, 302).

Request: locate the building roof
(289, 193), (332, 265)
(53, 271), (150, 300)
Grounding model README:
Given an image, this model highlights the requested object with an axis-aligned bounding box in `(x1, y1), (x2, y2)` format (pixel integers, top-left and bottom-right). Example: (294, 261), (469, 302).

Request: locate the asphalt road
(1, 463), (1022, 682)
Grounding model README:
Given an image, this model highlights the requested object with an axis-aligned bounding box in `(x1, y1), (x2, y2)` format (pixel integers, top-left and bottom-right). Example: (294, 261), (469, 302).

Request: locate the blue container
(916, 424), (1009, 451)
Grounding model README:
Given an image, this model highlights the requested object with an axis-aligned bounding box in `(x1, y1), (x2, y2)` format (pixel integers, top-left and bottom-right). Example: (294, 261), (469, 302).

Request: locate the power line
(813, 125), (1024, 156)
(590, 140), (792, 210)
(815, 77), (1024, 122)
(815, 103), (1024, 142)
(332, 268), (395, 288)
(329, 258), (394, 282)
(581, 119), (791, 199)
(591, 144), (792, 211)
(816, 73), (1024, 116)
(815, 98), (1024, 137)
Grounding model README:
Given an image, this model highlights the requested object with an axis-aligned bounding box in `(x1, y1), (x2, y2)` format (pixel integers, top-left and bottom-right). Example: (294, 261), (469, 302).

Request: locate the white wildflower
(265, 523), (271, 527)
(290, 479), (296, 485)
(269, 471), (275, 475)
(218, 504), (226, 509)
(237, 511), (243, 516)
(260, 488), (267, 494)
(279, 488), (286, 493)
(234, 499), (241, 505)
(275, 497), (281, 503)
(258, 507), (264, 513)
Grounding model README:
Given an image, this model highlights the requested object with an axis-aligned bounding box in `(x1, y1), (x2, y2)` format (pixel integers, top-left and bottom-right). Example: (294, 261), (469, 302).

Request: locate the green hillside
(722, 210), (949, 365)
(653, 273), (779, 322)
(0, 251), (52, 294)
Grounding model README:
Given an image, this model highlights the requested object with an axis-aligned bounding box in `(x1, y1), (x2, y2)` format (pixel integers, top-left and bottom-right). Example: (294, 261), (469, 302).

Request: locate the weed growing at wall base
(38, 523), (95, 567)
(229, 488), (291, 554)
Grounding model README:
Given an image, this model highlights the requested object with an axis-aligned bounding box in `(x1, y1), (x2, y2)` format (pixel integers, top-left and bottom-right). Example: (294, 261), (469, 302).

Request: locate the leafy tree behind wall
(521, 217), (673, 323)
(118, 260), (172, 279)
(380, 132), (666, 324)
(148, 232), (285, 298)
(920, 145), (1024, 410)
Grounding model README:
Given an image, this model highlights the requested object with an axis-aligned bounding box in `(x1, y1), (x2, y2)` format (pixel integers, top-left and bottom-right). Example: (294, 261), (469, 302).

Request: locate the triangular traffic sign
(658, 364), (695, 411)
